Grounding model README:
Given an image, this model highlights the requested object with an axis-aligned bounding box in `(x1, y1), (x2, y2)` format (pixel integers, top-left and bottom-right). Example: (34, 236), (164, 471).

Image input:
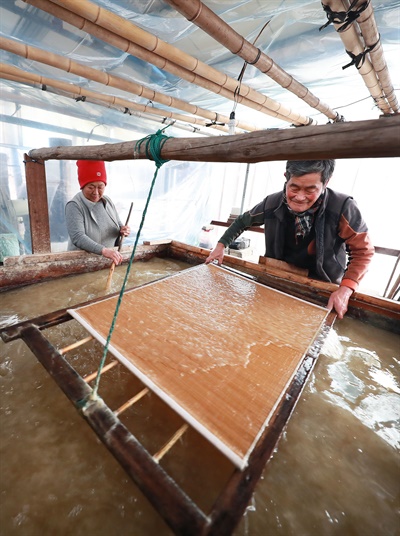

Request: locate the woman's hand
(102, 247), (123, 265)
(120, 225), (130, 237)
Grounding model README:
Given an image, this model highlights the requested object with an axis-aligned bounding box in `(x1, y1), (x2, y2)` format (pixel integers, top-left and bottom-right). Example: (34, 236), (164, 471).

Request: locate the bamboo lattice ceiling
(0, 0), (399, 138)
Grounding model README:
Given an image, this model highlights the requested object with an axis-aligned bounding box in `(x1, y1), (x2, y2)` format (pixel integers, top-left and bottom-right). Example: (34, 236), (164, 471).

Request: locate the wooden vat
(1, 257), (335, 535)
(1, 243), (399, 534)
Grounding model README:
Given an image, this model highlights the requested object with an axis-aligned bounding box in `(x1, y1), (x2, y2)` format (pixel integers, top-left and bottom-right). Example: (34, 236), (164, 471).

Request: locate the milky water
(0, 259), (399, 536)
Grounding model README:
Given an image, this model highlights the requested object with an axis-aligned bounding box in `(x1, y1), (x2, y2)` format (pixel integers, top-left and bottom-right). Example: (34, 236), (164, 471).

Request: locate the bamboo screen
(69, 264), (329, 469)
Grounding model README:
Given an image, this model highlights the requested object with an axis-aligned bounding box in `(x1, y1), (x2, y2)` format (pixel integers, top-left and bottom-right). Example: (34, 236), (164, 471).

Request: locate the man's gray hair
(285, 160), (335, 185)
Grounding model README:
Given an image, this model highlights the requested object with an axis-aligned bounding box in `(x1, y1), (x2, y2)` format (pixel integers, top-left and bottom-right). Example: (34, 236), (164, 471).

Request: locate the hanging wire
(87, 125), (171, 402)
(229, 20), (271, 134)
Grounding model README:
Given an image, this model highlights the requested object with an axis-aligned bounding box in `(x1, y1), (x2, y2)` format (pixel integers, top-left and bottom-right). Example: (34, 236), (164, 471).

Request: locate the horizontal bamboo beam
(165, 0), (338, 121)
(0, 36), (256, 132)
(23, 0), (297, 127)
(0, 63), (229, 135)
(42, 0), (312, 126)
(27, 116), (400, 163)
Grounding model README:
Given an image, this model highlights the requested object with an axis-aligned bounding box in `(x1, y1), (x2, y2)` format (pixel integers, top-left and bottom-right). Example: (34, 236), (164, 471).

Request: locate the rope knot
(135, 126), (171, 169)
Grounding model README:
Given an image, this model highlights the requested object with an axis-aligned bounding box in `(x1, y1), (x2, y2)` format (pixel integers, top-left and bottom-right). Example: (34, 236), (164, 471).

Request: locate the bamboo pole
(0, 63), (229, 135)
(27, 115), (400, 163)
(114, 387), (150, 417)
(322, 0), (392, 115)
(36, 0), (317, 127)
(153, 424), (189, 463)
(353, 0), (399, 114)
(0, 37), (255, 133)
(163, 0), (340, 121)
(83, 359), (119, 383)
(105, 201), (133, 292)
(59, 335), (93, 355)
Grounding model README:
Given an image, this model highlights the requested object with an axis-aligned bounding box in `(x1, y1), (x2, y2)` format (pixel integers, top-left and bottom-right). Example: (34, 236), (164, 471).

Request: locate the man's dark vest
(261, 189), (352, 283)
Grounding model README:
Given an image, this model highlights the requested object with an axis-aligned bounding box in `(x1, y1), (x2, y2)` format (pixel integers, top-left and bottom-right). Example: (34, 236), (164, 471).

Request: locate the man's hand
(327, 285), (353, 319)
(205, 242), (225, 265)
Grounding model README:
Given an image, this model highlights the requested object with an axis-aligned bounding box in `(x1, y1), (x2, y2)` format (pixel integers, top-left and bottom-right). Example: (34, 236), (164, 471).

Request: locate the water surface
(0, 259), (399, 536)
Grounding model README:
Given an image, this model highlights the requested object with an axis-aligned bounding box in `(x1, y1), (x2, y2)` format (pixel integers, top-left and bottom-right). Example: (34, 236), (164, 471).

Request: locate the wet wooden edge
(1, 240), (399, 335)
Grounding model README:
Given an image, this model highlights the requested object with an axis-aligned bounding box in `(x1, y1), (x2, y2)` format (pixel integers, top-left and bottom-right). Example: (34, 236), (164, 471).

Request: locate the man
(206, 160), (374, 319)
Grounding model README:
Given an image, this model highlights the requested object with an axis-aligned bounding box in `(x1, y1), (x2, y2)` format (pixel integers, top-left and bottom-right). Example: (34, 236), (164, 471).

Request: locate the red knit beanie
(76, 160), (107, 189)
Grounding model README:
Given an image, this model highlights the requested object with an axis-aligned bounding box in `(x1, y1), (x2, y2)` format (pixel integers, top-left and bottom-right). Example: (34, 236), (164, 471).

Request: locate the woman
(65, 160), (130, 265)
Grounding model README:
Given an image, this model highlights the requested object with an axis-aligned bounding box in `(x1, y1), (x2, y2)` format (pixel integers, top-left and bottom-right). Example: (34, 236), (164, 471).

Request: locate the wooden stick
(114, 387), (150, 416)
(384, 254), (400, 298)
(105, 201), (133, 291)
(142, 239), (172, 245)
(83, 359), (118, 382)
(387, 272), (400, 300)
(153, 424), (189, 463)
(59, 335), (93, 355)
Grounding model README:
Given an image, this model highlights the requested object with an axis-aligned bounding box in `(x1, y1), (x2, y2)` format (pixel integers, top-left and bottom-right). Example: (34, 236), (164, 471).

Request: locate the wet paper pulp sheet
(68, 263), (329, 469)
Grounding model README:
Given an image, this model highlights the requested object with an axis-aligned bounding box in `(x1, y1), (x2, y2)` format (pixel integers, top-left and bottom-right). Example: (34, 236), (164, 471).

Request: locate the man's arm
(337, 201), (375, 291)
(327, 286), (353, 319)
(328, 199), (374, 318)
(205, 210), (263, 264)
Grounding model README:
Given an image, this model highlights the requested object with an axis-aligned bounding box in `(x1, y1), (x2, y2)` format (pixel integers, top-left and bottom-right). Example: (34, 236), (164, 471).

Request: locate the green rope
(89, 126), (171, 401)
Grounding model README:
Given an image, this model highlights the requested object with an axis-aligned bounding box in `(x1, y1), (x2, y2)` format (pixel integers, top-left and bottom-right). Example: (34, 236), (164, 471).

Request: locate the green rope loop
(135, 126), (171, 168)
(89, 126), (171, 401)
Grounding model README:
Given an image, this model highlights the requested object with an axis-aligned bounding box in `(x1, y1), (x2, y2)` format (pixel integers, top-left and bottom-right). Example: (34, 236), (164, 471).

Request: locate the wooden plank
(69, 263), (329, 468)
(24, 153), (51, 253)
(143, 239), (172, 245)
(258, 256), (309, 276)
(27, 116), (400, 163)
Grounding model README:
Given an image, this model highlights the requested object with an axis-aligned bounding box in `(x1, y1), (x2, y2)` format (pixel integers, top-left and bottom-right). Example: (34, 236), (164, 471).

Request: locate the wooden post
(24, 154), (51, 253)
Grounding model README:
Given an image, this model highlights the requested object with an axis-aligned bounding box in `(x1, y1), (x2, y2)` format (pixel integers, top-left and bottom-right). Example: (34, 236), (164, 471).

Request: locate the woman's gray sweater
(65, 191), (122, 255)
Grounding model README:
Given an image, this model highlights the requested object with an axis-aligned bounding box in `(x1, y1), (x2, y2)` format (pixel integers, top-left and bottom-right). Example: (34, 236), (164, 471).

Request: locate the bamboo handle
(105, 201), (133, 291)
